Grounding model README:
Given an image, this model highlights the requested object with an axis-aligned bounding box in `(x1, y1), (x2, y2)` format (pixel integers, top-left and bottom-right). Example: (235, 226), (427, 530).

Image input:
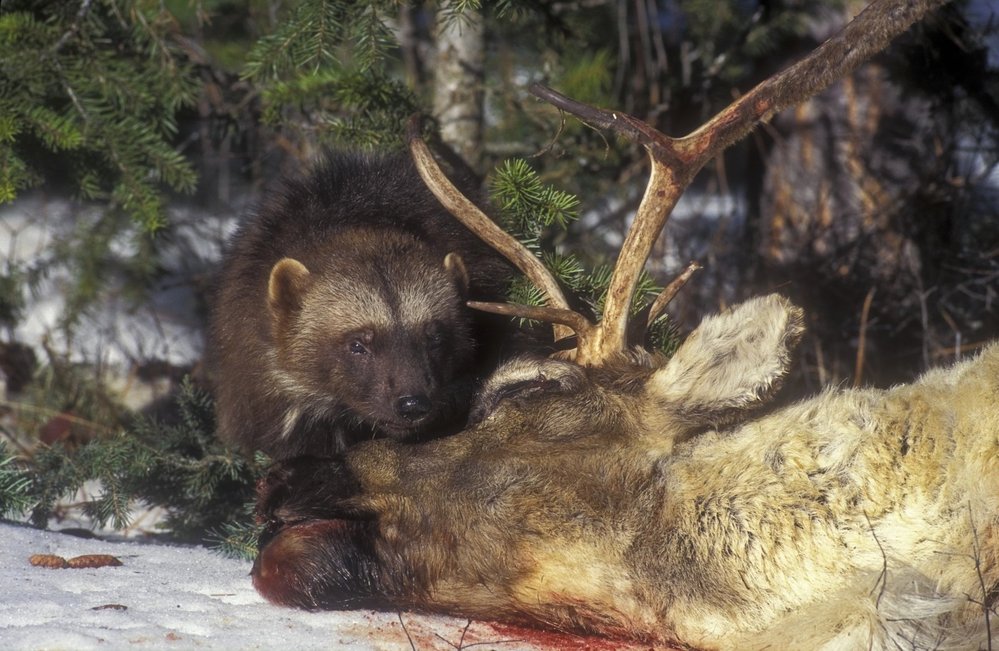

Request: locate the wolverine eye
(426, 321), (446, 348)
(347, 331), (373, 355)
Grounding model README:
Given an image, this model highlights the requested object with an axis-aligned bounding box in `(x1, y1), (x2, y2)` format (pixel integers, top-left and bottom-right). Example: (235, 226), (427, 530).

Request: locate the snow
(0, 522), (647, 651)
(1, 196), (234, 373)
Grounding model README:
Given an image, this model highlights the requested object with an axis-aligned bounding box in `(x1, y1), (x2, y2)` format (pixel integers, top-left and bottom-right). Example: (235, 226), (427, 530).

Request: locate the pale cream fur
(636, 297), (998, 649)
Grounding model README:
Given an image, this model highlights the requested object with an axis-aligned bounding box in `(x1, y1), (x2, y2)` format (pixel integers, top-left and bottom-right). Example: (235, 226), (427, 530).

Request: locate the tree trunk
(433, 3), (485, 171)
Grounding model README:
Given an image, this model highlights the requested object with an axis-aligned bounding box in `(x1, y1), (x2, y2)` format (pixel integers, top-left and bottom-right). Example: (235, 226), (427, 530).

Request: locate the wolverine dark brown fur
(209, 151), (511, 459)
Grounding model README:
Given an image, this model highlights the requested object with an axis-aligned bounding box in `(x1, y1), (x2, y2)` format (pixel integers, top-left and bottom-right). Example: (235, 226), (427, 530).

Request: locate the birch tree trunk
(433, 3), (485, 170)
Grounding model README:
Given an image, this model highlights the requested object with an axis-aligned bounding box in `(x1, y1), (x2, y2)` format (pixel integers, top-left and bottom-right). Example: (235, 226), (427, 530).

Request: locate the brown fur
(254, 295), (999, 649)
(208, 151), (512, 459)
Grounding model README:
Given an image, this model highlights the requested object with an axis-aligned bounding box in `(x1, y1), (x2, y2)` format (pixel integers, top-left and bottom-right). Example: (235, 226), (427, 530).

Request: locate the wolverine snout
(395, 394), (432, 421)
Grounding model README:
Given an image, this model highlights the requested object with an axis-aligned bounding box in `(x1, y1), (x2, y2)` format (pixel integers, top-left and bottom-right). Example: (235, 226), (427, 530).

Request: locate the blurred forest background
(0, 0), (997, 546)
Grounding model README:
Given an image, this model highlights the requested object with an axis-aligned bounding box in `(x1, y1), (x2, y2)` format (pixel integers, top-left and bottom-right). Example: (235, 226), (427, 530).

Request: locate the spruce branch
(0, 443), (33, 518)
(51, 0), (95, 54)
(486, 157), (682, 353)
(2, 375), (263, 547)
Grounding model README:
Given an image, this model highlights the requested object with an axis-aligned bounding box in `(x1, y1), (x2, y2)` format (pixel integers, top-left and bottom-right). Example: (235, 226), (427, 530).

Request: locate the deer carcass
(254, 295), (997, 649)
(250, 0), (997, 648)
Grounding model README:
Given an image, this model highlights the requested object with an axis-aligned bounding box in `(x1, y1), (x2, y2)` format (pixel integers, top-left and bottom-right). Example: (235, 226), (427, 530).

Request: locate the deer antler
(407, 117), (583, 345)
(413, 0), (949, 366)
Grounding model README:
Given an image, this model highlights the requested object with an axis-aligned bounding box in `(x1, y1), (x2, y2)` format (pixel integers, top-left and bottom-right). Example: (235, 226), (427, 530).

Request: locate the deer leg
(252, 518), (384, 610)
(253, 455), (387, 610)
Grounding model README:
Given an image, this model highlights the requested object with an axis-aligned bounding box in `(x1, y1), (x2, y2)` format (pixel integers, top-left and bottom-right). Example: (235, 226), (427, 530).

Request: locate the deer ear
(444, 252), (470, 298)
(647, 294), (804, 428)
(268, 258), (311, 335)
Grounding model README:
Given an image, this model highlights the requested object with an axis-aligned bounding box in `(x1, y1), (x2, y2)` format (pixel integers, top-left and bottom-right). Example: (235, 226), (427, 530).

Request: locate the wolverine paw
(255, 455), (368, 527)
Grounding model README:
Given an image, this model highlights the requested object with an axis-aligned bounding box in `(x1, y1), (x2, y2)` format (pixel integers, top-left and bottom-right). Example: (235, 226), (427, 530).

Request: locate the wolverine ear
(647, 294), (804, 431)
(443, 252), (470, 297)
(268, 258), (311, 332)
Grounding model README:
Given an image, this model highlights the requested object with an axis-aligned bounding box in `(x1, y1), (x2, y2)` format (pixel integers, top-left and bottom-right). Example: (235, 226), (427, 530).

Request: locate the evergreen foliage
(259, 67), (420, 148)
(0, 0), (199, 227)
(490, 158), (680, 353)
(491, 158), (580, 246)
(243, 2), (394, 78)
(1, 378), (265, 558)
(207, 504), (265, 560)
(243, 0), (420, 148)
(678, 0), (833, 85)
(0, 263), (26, 331)
(0, 443), (33, 518)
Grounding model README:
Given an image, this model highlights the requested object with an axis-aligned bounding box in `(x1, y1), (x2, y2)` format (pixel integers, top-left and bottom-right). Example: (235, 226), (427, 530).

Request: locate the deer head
(250, 1), (997, 649)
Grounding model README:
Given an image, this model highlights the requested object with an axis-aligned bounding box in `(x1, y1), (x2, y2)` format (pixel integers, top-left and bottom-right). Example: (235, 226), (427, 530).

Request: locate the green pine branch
(0, 443), (33, 519)
(1, 377), (265, 555)
(261, 68), (420, 148)
(0, 2), (199, 227)
(245, 1), (420, 148)
(489, 157), (681, 354)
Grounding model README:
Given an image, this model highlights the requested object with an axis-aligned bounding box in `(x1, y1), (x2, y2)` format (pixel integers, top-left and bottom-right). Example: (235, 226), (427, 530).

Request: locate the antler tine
(529, 84), (692, 364)
(529, 0), (950, 366)
(467, 301), (594, 336)
(645, 261), (701, 330)
(407, 116), (583, 346)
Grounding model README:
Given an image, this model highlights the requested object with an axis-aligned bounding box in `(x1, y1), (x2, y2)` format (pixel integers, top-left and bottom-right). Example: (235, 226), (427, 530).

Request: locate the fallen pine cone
(67, 554), (123, 568)
(29, 554), (68, 569)
(29, 553), (123, 569)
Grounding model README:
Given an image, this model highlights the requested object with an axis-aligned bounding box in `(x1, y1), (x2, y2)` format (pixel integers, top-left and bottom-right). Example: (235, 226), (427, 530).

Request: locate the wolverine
(208, 151), (511, 459)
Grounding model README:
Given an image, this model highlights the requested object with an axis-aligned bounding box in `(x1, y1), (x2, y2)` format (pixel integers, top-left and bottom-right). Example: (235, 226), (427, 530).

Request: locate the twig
(457, 620), (472, 649)
(398, 612), (417, 651)
(864, 511), (889, 611)
(456, 638), (527, 650)
(52, 0), (95, 54)
(930, 340), (990, 359)
(530, 108), (567, 160)
(917, 284), (937, 371)
(968, 506), (993, 650)
(813, 336), (827, 387)
(853, 287), (876, 388)
(434, 620), (475, 650)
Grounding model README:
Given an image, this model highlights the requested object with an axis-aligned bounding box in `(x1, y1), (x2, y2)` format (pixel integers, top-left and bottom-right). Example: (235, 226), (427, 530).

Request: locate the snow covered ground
(1, 196), (231, 371)
(0, 522), (650, 651)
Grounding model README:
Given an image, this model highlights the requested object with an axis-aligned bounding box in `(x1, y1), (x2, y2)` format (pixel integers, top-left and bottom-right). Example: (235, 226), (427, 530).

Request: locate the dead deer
(250, 0), (998, 648)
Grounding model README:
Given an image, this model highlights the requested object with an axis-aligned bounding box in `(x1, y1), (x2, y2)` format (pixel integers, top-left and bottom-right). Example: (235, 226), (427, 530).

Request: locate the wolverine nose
(395, 395), (432, 422)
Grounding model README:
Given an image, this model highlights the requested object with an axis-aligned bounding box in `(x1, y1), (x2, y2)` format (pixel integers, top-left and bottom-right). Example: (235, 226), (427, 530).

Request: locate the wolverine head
(266, 228), (476, 439)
